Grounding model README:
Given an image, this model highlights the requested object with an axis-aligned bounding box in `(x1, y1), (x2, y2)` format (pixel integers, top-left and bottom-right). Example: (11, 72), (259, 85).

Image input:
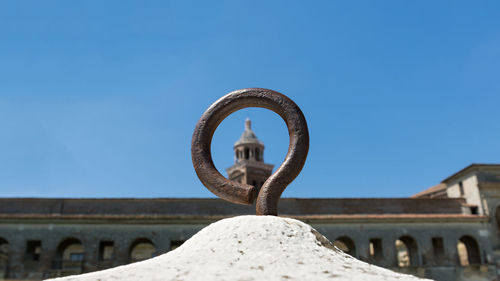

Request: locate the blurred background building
(1, 120), (499, 281)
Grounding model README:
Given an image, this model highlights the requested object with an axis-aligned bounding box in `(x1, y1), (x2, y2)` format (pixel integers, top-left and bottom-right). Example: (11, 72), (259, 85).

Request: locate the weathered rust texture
(191, 88), (309, 215)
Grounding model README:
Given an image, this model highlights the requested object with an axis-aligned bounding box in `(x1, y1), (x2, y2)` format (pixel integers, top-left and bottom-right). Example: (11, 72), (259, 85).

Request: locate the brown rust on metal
(191, 88), (309, 215)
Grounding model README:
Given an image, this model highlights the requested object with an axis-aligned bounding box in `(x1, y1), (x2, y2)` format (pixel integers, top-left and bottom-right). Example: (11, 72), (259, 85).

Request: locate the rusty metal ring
(191, 88), (309, 215)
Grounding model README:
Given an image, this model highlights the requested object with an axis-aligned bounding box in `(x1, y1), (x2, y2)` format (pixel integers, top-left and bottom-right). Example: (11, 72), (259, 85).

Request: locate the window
(70, 253), (84, 261)
(26, 240), (41, 261)
(432, 237), (445, 260)
(244, 148), (249, 160)
(459, 181), (464, 196)
(170, 240), (185, 251)
(369, 238), (383, 258)
(99, 241), (114, 261)
(470, 206), (478, 215)
(255, 148), (260, 161)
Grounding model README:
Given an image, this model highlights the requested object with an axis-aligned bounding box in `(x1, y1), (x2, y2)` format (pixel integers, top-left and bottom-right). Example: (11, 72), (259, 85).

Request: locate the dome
(234, 118), (263, 147)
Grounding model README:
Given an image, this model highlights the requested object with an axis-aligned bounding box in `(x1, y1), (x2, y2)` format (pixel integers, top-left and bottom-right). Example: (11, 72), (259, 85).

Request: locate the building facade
(1, 120), (500, 281)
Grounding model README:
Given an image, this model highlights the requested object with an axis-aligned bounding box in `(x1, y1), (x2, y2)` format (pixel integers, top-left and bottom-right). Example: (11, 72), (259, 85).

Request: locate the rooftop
(442, 164), (500, 183)
(234, 118), (263, 147)
(0, 197), (468, 218)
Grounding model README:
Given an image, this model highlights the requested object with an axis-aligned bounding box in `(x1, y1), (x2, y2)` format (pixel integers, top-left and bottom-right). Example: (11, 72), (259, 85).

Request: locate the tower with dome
(226, 118), (274, 194)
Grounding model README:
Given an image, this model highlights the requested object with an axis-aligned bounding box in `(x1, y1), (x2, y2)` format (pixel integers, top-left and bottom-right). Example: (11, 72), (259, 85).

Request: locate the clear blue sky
(1, 1), (499, 198)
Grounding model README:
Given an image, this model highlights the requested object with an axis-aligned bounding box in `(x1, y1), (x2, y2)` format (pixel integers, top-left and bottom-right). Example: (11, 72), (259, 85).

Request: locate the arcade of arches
(0, 232), (486, 279)
(0, 235), (164, 278)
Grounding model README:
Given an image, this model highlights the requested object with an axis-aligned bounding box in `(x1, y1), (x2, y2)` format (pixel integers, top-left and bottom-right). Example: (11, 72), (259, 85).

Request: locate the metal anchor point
(191, 88), (309, 215)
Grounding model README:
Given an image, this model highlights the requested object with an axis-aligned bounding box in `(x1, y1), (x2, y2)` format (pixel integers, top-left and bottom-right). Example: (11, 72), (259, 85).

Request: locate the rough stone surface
(47, 216), (431, 281)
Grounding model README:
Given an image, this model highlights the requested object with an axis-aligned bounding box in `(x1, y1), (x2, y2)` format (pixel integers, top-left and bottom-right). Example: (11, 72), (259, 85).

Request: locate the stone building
(1, 120), (500, 281)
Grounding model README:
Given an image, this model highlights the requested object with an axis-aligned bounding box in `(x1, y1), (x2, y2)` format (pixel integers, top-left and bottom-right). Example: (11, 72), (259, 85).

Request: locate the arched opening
(170, 240), (185, 251)
(54, 238), (84, 273)
(333, 236), (356, 257)
(130, 238), (155, 262)
(395, 236), (418, 267)
(457, 235), (481, 266)
(244, 148), (249, 160)
(495, 205), (500, 233)
(255, 148), (260, 161)
(0, 238), (9, 278)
